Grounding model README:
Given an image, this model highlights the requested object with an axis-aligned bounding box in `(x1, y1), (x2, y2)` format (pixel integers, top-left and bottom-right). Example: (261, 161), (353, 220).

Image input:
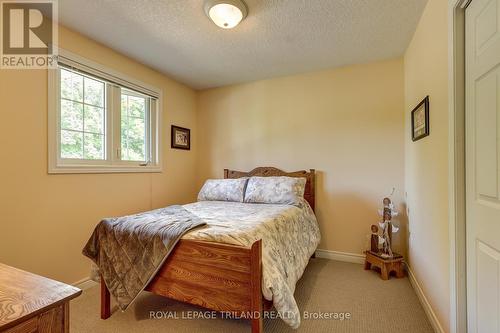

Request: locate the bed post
(100, 275), (110, 319)
(250, 240), (263, 333)
(309, 169), (315, 212)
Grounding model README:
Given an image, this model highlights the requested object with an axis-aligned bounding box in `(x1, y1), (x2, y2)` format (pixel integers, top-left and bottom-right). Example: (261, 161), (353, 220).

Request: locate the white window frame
(48, 49), (163, 174)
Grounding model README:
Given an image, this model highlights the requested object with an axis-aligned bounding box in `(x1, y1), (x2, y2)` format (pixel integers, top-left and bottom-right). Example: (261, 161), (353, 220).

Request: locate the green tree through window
(60, 68), (105, 160)
(121, 91), (147, 161)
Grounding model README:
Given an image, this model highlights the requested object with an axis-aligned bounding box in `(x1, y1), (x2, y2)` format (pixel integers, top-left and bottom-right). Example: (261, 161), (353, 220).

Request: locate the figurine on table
(365, 193), (404, 279)
(377, 197), (399, 258)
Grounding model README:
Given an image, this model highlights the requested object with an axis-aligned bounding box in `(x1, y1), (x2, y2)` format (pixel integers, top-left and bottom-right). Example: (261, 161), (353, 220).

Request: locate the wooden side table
(364, 251), (404, 280)
(0, 263), (82, 332)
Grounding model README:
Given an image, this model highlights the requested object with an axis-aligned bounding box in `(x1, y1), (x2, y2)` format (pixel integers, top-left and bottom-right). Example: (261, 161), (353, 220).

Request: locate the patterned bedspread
(182, 198), (321, 329)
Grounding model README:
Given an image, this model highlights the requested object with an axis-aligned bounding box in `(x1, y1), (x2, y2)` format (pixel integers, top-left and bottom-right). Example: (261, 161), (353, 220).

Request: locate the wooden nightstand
(0, 263), (82, 332)
(364, 251), (404, 280)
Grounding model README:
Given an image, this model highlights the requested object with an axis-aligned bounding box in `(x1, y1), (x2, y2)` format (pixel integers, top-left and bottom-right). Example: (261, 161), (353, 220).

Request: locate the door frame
(448, 0), (469, 332)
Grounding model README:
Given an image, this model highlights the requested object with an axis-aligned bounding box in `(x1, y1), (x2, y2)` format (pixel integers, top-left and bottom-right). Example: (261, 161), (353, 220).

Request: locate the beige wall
(0, 11), (452, 330)
(404, 0), (450, 331)
(197, 59), (407, 257)
(0, 25), (199, 283)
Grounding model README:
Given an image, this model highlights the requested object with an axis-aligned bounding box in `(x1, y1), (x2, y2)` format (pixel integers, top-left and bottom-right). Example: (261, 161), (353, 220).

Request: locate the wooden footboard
(101, 239), (268, 333)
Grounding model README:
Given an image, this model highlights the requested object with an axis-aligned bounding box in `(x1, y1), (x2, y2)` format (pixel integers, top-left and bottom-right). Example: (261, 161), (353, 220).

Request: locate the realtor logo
(1, 0), (57, 68)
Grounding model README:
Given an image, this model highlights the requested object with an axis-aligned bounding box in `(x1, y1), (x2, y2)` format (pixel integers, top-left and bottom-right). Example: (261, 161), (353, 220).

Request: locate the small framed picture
(171, 125), (190, 150)
(411, 96), (430, 142)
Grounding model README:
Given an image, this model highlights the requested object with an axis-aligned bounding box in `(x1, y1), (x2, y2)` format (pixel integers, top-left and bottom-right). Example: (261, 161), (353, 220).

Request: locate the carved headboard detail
(224, 167), (316, 211)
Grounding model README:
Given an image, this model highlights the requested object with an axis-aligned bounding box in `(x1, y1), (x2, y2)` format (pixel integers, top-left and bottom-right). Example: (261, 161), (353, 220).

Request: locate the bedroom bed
(98, 167), (319, 333)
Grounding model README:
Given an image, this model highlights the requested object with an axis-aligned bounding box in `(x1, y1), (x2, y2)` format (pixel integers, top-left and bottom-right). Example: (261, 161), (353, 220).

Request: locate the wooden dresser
(0, 263), (82, 333)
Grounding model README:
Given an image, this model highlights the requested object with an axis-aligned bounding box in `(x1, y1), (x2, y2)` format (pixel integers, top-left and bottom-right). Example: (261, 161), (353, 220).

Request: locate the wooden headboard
(224, 167), (316, 211)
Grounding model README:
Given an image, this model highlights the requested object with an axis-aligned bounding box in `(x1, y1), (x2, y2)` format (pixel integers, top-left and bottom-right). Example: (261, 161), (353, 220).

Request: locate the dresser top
(0, 263), (82, 329)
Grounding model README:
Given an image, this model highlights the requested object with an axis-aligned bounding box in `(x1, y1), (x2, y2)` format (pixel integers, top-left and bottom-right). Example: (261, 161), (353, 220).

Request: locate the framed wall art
(411, 96), (430, 142)
(171, 125), (190, 150)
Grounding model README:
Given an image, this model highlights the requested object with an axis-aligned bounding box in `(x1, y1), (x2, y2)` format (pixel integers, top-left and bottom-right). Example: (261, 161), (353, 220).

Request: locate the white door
(466, 0), (500, 332)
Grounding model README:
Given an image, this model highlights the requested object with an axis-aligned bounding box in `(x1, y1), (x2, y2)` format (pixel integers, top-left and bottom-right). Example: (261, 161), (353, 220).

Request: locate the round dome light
(204, 0), (248, 29)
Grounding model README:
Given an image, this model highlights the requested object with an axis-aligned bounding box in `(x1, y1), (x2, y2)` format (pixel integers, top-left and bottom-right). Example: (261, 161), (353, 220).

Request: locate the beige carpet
(70, 259), (433, 333)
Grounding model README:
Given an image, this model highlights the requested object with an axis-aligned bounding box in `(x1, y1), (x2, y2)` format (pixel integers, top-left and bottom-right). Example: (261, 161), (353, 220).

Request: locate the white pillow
(244, 176), (306, 206)
(198, 178), (249, 202)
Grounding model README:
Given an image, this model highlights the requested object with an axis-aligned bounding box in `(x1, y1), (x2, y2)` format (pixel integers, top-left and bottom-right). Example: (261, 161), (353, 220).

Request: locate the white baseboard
(315, 249), (365, 264)
(73, 277), (97, 291)
(406, 264), (445, 333)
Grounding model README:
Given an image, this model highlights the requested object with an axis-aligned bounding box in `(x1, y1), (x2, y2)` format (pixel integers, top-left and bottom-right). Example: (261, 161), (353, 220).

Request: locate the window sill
(48, 164), (162, 174)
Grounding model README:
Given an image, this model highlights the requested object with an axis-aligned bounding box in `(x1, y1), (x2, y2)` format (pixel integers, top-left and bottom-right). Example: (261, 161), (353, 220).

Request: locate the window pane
(83, 133), (104, 160)
(59, 68), (107, 161)
(121, 93), (147, 162)
(61, 130), (83, 159)
(84, 105), (104, 134)
(60, 68), (83, 102)
(61, 100), (83, 131)
(84, 77), (104, 107)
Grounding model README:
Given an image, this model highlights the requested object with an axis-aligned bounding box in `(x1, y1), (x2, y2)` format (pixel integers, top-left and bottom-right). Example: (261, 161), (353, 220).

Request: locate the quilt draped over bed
(182, 198), (321, 329)
(82, 205), (206, 310)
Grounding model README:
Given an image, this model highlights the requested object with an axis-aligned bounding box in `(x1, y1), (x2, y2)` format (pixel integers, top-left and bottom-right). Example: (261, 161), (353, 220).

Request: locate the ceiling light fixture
(204, 0), (248, 29)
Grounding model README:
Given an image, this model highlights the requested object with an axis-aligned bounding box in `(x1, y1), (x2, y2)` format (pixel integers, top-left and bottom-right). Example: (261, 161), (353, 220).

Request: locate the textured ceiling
(59, 0), (428, 90)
